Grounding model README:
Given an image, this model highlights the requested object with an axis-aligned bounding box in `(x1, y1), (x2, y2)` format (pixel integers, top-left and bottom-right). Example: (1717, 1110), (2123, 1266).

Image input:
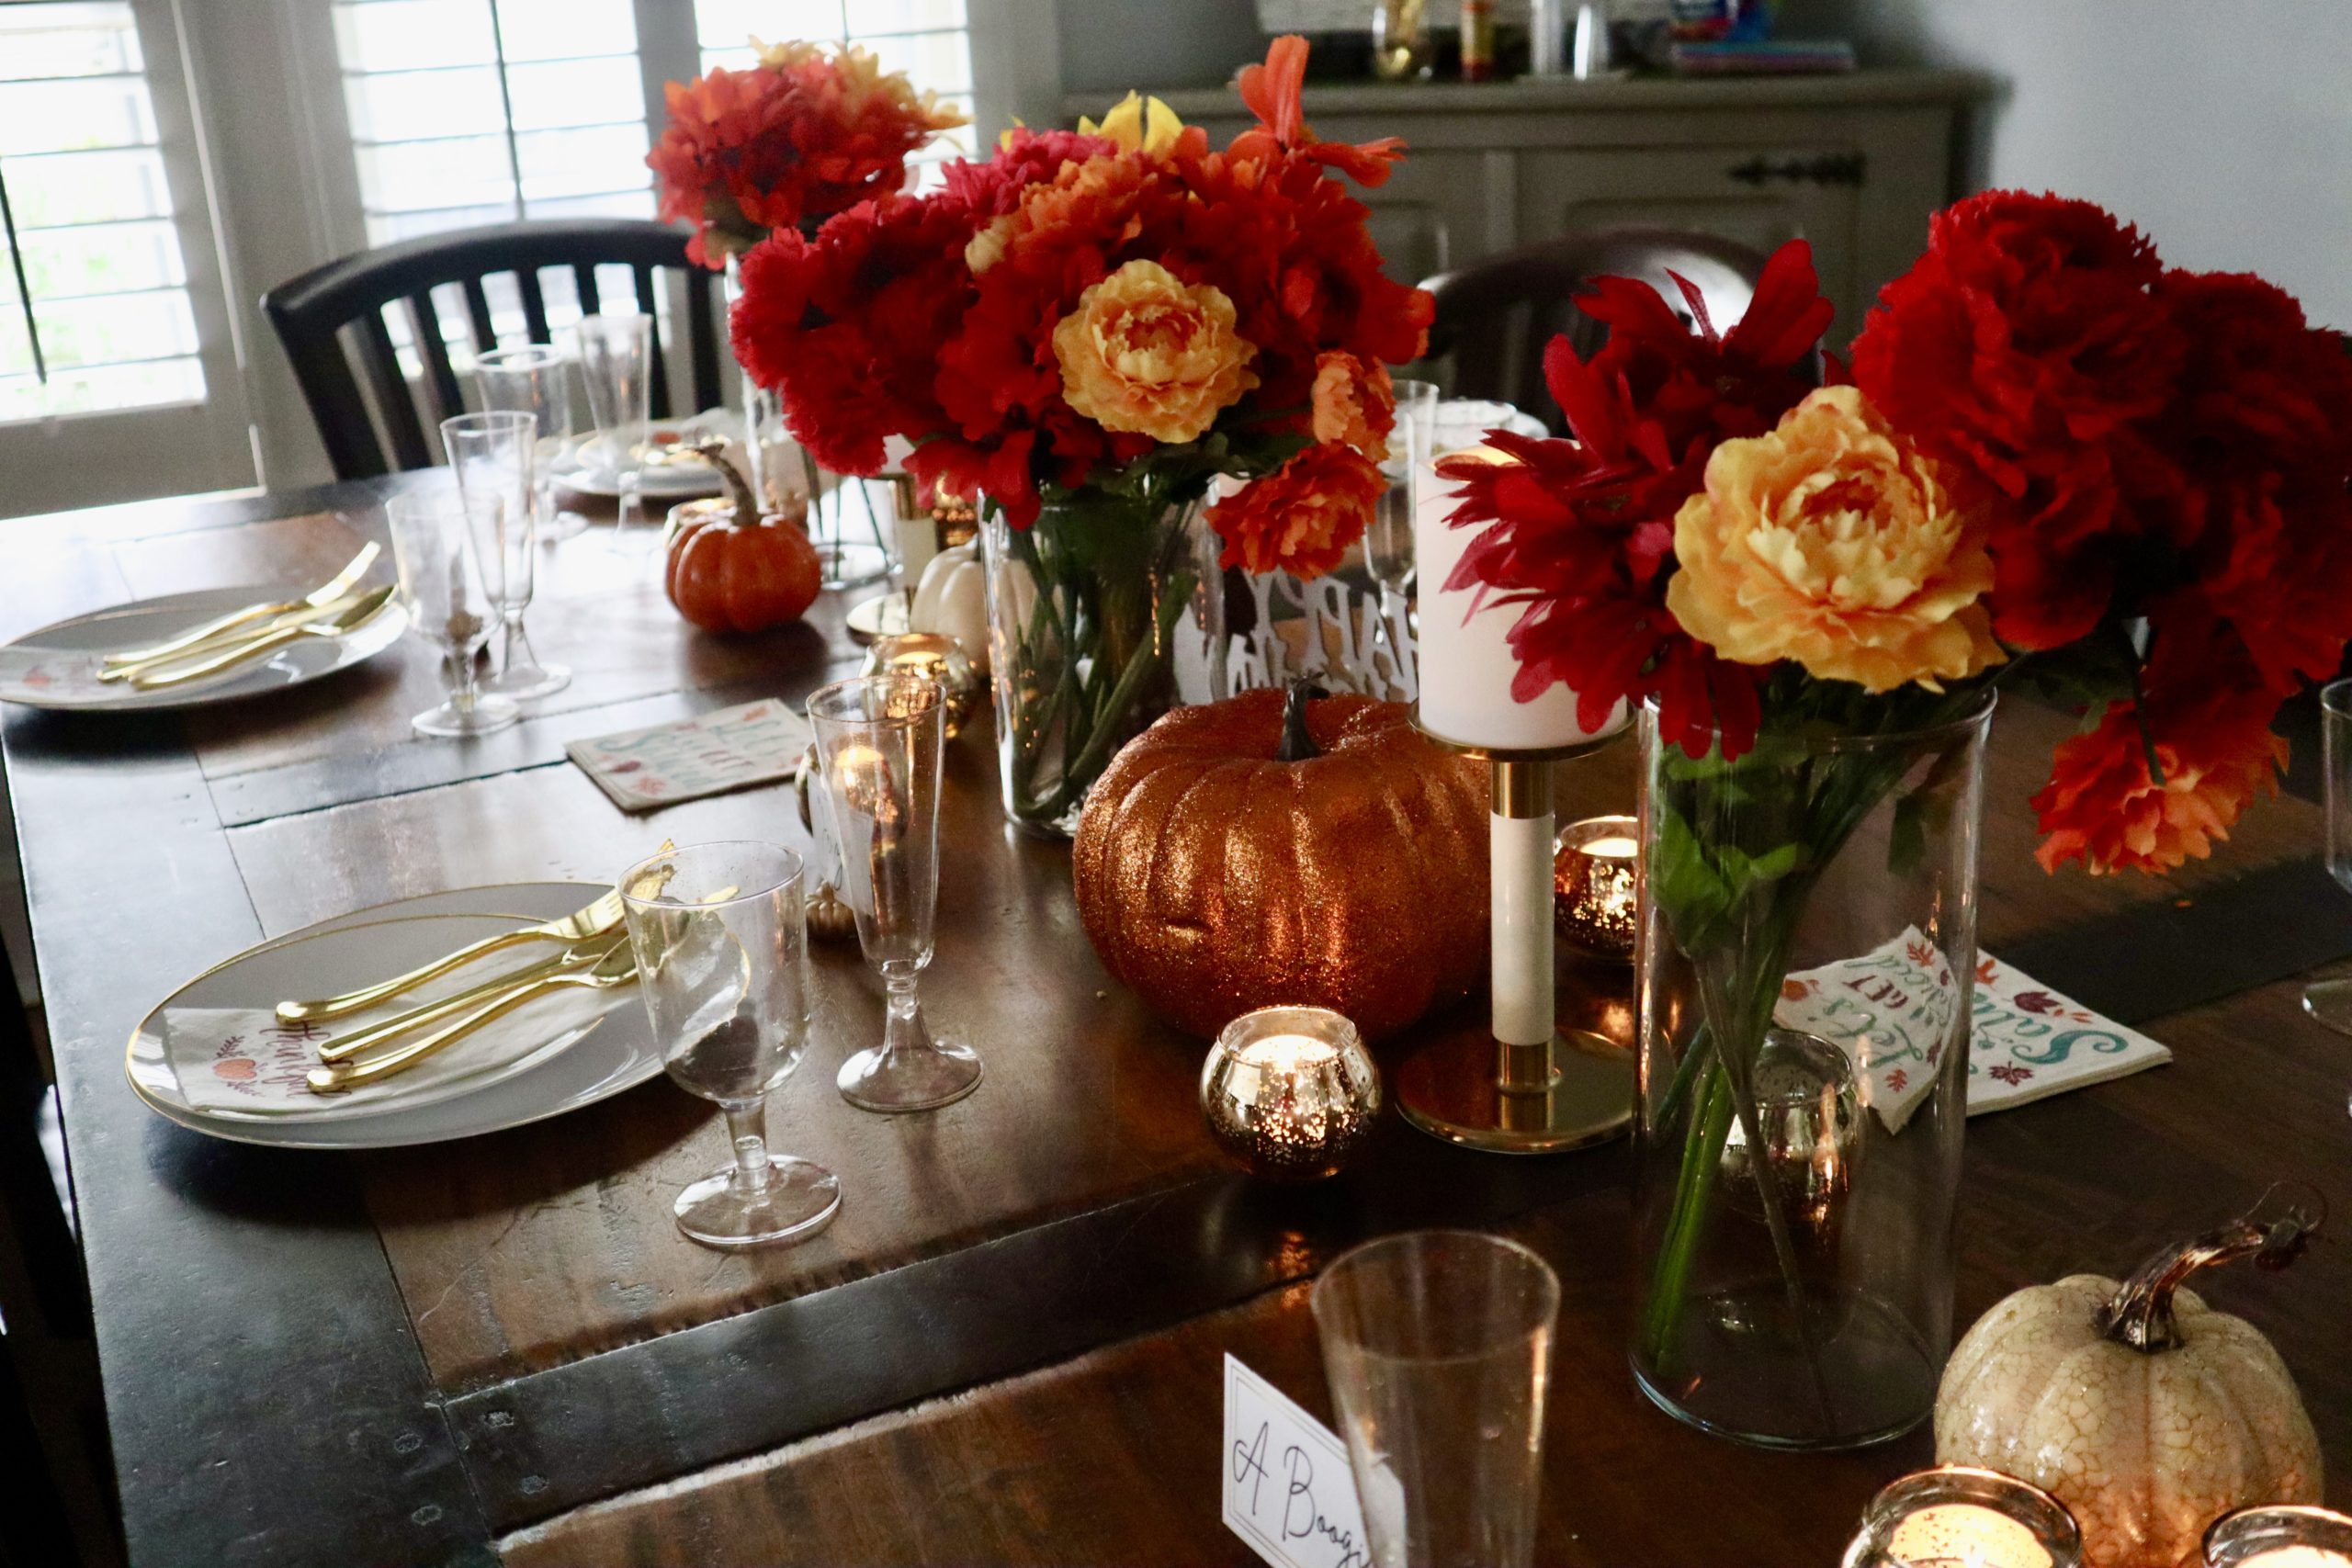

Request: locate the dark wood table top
(6, 479), (2348, 1568)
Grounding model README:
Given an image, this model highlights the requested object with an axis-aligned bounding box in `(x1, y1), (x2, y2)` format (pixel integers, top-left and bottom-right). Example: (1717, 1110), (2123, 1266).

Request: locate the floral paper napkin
(1774, 926), (2172, 1134)
(160, 946), (626, 1117)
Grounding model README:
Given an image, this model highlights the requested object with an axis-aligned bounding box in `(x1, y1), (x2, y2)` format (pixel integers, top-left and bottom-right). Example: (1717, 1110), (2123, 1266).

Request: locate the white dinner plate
(553, 407), (739, 501)
(126, 883), (665, 1149)
(0, 583), (410, 713)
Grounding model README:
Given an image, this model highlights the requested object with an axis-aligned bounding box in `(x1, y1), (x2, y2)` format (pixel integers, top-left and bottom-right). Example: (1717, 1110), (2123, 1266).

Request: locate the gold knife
(311, 939), (625, 1063)
(129, 585), (395, 690)
(306, 942), (639, 1094)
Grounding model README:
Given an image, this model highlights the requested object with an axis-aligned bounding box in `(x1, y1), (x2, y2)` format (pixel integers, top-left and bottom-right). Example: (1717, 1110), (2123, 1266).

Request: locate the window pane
(503, 57), (646, 132)
(0, 0), (207, 421)
(861, 32), (971, 95)
(515, 124), (649, 203)
(343, 66), (507, 141)
(366, 203), (519, 244)
(3, 148), (175, 227)
(493, 0), (637, 62)
(16, 220), (188, 299)
(354, 133), (519, 212)
(0, 74), (159, 154)
(334, 0), (497, 73)
(846, 0), (967, 33)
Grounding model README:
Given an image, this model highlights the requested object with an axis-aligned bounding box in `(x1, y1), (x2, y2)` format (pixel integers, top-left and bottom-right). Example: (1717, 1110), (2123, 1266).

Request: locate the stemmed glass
(442, 410), (570, 698)
(806, 671), (983, 1111)
(1366, 378), (1441, 640)
(383, 489), (518, 738)
(619, 840), (842, 1249)
(1312, 1230), (1561, 1568)
(2303, 678), (2352, 1034)
(574, 313), (654, 547)
(475, 344), (583, 542)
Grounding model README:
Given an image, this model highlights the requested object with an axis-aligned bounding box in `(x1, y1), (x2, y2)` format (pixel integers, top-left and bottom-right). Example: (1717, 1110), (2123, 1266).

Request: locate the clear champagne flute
(806, 671), (983, 1112)
(573, 313), (654, 551)
(1312, 1230), (1560, 1568)
(620, 840), (842, 1249)
(443, 410), (569, 698)
(1366, 377), (1441, 612)
(383, 489), (519, 739)
(2303, 678), (2352, 1034)
(475, 344), (584, 542)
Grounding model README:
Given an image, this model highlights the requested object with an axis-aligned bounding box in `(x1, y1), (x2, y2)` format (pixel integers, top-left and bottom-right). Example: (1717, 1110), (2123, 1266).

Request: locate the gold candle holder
(2204, 1506), (2352, 1568)
(861, 633), (979, 738)
(1200, 1006), (1380, 1181)
(1844, 1467), (2084, 1568)
(1555, 814), (1637, 959)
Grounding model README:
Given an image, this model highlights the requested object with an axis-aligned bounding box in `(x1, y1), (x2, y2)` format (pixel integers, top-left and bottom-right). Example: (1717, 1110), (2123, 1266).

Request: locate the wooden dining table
(5, 477), (2349, 1568)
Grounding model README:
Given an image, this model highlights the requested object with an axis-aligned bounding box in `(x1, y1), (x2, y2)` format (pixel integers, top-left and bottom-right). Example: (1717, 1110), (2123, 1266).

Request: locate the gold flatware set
(285, 865), (667, 1097)
(98, 547), (396, 688)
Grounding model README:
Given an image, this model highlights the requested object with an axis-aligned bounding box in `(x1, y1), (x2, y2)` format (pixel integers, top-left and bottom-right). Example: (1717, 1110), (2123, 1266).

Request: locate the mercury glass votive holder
(1200, 1006), (1380, 1181)
(1555, 814), (1638, 959)
(1842, 1467), (2084, 1568)
(2204, 1505), (2352, 1568)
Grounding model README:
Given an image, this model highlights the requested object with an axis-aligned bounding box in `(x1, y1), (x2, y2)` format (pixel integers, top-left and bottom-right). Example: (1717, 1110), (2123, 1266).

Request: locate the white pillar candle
(1413, 448), (1627, 752)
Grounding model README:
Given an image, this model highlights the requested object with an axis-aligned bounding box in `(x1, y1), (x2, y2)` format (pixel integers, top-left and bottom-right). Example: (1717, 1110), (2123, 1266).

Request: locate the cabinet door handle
(1728, 153), (1867, 187)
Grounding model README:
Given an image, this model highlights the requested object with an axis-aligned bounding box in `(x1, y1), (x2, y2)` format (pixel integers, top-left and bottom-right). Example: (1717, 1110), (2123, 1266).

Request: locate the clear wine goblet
(619, 840), (842, 1249)
(382, 489), (518, 739)
(806, 671), (983, 1112)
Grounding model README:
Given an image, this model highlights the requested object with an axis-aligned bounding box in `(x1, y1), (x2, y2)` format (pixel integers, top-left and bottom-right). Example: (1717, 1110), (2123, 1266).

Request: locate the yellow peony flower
(1053, 259), (1259, 446)
(1665, 385), (2003, 694)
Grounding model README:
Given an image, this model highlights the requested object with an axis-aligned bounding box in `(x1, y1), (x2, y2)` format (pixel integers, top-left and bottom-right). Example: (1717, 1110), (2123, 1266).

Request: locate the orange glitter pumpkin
(1073, 683), (1488, 1041)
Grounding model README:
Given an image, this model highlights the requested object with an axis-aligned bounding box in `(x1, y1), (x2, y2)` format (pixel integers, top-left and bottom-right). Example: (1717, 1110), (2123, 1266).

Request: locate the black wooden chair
(1421, 228), (1770, 434)
(262, 219), (726, 480)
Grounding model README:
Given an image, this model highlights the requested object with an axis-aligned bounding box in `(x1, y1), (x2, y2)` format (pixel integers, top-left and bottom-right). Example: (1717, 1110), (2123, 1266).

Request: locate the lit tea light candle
(2204, 1506), (2352, 1568)
(1200, 1006), (1381, 1181)
(1555, 814), (1638, 958)
(1844, 1468), (2082, 1568)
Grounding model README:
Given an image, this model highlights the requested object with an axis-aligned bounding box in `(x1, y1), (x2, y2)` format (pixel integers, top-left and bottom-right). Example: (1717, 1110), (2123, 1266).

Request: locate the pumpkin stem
(2096, 1184), (2325, 1352)
(1277, 681), (1328, 762)
(684, 434), (761, 525)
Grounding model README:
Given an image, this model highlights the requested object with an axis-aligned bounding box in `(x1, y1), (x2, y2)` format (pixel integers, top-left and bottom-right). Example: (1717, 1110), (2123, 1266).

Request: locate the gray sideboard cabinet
(1081, 70), (1990, 350)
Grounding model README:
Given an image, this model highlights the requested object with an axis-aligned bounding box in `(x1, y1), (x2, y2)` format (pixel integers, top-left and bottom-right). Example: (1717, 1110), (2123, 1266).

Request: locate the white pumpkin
(910, 543), (990, 673)
(1935, 1203), (2324, 1568)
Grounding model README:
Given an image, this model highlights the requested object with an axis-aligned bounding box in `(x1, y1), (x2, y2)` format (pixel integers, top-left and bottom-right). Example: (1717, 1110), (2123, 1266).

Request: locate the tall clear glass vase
(1631, 692), (1994, 1449)
(979, 490), (1223, 837)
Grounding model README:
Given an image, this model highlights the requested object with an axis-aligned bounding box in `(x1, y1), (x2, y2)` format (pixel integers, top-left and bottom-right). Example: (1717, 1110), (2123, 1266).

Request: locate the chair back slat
(460, 277), (498, 354)
(515, 266), (552, 346)
(683, 265), (722, 414)
(1422, 228), (1770, 434)
(407, 290), (465, 427)
(263, 219), (719, 479)
(356, 310), (434, 470)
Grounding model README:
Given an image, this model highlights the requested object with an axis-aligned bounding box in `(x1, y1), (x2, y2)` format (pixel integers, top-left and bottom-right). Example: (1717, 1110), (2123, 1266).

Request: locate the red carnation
(1208, 441), (1385, 577)
(1851, 190), (2185, 651)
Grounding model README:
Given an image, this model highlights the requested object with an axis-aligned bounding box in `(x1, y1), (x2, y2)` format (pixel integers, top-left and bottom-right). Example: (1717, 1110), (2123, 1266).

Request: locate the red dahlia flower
(1850, 190), (2185, 651)
(1438, 239), (1835, 758)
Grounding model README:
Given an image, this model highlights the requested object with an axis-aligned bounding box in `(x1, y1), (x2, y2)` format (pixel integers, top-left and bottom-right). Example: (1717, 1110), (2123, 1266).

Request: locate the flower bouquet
(1441, 193), (2352, 1446)
(729, 37), (1432, 833)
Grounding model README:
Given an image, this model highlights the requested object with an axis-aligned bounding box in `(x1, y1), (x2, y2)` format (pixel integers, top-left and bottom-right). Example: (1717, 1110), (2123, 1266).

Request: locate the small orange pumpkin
(662, 444), (822, 634)
(1074, 682), (1489, 1041)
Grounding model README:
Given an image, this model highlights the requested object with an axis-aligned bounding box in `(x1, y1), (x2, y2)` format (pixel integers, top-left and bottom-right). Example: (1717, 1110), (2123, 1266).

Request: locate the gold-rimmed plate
(0, 583), (409, 712)
(126, 883), (666, 1149)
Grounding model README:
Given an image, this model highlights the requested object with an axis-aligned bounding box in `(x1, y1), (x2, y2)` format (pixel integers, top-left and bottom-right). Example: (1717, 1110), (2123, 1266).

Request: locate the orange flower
(1052, 259), (1259, 445)
(1208, 441), (1384, 578)
(2032, 692), (2287, 875)
(1232, 34), (1405, 187)
(1666, 386), (2003, 693)
(1309, 352), (1393, 461)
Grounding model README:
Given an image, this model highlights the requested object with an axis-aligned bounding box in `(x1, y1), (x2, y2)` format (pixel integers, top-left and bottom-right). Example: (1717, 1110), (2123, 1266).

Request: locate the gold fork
(277, 885), (628, 1022)
(306, 942), (639, 1094)
(102, 543), (379, 666)
(310, 940), (626, 1063)
(129, 585), (396, 690)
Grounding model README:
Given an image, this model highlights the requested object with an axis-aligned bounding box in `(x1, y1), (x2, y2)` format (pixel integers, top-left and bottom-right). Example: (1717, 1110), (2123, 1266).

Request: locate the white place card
(1223, 1354), (1374, 1568)
(566, 697), (813, 813)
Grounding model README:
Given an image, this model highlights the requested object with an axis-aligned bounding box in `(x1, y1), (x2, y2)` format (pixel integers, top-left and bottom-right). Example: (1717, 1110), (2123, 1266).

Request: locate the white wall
(1828, 0), (2352, 331)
